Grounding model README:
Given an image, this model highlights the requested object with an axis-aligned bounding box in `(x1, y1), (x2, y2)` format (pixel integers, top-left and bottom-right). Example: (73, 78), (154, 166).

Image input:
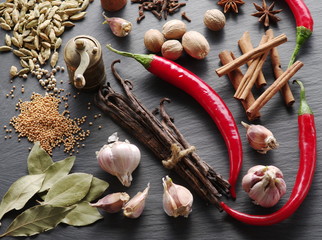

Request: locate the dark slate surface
(0, 0), (321, 239)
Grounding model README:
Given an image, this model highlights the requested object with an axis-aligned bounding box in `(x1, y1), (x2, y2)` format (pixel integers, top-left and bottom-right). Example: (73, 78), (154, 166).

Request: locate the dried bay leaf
(39, 156), (75, 192)
(43, 173), (93, 207)
(61, 201), (103, 226)
(0, 174), (45, 221)
(27, 142), (53, 175)
(0, 205), (75, 237)
(83, 177), (109, 202)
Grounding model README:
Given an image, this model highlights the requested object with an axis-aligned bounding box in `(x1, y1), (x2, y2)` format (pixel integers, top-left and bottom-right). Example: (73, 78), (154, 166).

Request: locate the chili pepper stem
(293, 80), (313, 115)
(288, 26), (312, 67)
(106, 44), (154, 69)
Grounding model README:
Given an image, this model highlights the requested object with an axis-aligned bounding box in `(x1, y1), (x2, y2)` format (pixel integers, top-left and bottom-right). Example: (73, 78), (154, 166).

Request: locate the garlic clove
(242, 165), (286, 208)
(90, 192), (130, 213)
(162, 176), (193, 218)
(241, 121), (279, 154)
(102, 12), (132, 37)
(96, 134), (141, 187)
(123, 183), (150, 218)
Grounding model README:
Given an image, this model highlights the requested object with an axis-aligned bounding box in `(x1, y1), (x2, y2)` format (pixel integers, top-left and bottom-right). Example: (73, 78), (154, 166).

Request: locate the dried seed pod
(62, 21), (75, 27)
(1, 22), (11, 31)
(50, 51), (59, 68)
(11, 37), (20, 48)
(69, 11), (86, 21)
(54, 37), (62, 50)
(25, 19), (38, 29)
(5, 34), (11, 46)
(12, 49), (26, 57)
(80, 0), (90, 11)
(23, 36), (35, 43)
(0, 45), (12, 52)
(28, 58), (35, 71)
(64, 7), (82, 15)
(20, 59), (29, 68)
(19, 48), (33, 56)
(41, 41), (52, 49)
(9, 65), (18, 79)
(17, 67), (30, 76)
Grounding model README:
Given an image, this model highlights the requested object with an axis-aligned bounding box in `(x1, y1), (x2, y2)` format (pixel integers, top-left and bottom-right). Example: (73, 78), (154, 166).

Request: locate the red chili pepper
(284, 0), (314, 66)
(220, 80), (316, 225)
(106, 45), (243, 199)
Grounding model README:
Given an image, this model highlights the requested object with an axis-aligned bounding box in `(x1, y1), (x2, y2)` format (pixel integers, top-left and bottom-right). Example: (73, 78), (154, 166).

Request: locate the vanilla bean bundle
(95, 60), (230, 210)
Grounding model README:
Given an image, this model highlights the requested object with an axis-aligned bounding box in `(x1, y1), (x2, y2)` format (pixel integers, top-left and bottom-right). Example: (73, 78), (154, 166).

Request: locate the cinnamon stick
(216, 34), (287, 77)
(266, 29), (295, 106)
(234, 35), (271, 100)
(219, 50), (261, 120)
(246, 61), (303, 120)
(238, 32), (267, 87)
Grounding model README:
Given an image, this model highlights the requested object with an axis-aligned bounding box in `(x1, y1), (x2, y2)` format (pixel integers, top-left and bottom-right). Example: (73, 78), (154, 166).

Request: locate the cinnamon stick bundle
(95, 60), (231, 210)
(247, 61), (303, 120)
(266, 29), (295, 106)
(234, 35), (271, 100)
(215, 34), (287, 77)
(219, 50), (261, 120)
(238, 32), (267, 87)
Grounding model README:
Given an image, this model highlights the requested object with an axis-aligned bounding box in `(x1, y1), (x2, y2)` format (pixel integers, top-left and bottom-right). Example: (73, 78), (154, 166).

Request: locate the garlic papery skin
(90, 192), (130, 213)
(123, 183), (150, 218)
(96, 134), (141, 187)
(241, 121), (279, 154)
(102, 12), (132, 37)
(162, 176), (193, 218)
(242, 165), (286, 208)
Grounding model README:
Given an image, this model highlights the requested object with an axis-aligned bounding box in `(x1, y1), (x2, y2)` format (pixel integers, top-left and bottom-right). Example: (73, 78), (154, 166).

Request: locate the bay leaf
(28, 142), (53, 174)
(61, 201), (103, 226)
(0, 204), (75, 237)
(0, 174), (45, 221)
(43, 173), (93, 207)
(39, 156), (75, 192)
(83, 177), (109, 202)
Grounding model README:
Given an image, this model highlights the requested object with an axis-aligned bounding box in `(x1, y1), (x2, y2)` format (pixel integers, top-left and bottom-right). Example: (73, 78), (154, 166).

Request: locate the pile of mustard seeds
(10, 93), (90, 155)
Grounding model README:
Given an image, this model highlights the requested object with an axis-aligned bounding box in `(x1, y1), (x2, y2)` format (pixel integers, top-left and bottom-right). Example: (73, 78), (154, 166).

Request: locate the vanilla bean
(95, 60), (231, 210)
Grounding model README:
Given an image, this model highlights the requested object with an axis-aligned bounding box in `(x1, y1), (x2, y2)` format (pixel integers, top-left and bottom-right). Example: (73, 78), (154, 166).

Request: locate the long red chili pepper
(220, 80), (316, 225)
(284, 0), (314, 67)
(106, 45), (243, 199)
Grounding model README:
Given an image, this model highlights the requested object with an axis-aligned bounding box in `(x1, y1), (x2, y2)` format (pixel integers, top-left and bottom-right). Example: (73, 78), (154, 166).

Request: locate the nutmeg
(162, 19), (187, 40)
(203, 9), (226, 31)
(182, 31), (210, 60)
(144, 29), (165, 53)
(161, 40), (183, 60)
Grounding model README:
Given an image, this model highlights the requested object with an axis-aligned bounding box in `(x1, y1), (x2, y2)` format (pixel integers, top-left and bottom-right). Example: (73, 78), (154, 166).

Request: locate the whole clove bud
(123, 183), (150, 218)
(242, 165), (286, 207)
(102, 12), (132, 37)
(162, 176), (193, 218)
(90, 192), (130, 213)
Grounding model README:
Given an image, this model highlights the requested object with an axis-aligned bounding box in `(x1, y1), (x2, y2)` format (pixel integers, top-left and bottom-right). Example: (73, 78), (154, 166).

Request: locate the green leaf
(83, 177), (109, 202)
(28, 142), (53, 174)
(43, 173), (93, 207)
(61, 201), (103, 226)
(0, 204), (75, 237)
(0, 174), (45, 221)
(39, 156), (75, 192)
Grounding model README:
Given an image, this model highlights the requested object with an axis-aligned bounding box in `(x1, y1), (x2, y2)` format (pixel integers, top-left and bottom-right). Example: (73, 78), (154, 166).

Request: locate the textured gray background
(0, 0), (321, 239)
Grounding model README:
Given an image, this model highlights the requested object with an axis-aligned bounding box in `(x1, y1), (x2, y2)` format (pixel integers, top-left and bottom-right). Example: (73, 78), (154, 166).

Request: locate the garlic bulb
(90, 192), (130, 213)
(123, 183), (150, 218)
(102, 12), (132, 37)
(242, 165), (286, 207)
(96, 133), (141, 187)
(242, 121), (279, 154)
(162, 176), (193, 218)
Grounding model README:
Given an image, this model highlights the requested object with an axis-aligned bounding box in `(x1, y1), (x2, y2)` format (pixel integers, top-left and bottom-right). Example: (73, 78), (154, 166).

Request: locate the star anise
(252, 0), (283, 27)
(217, 0), (245, 13)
